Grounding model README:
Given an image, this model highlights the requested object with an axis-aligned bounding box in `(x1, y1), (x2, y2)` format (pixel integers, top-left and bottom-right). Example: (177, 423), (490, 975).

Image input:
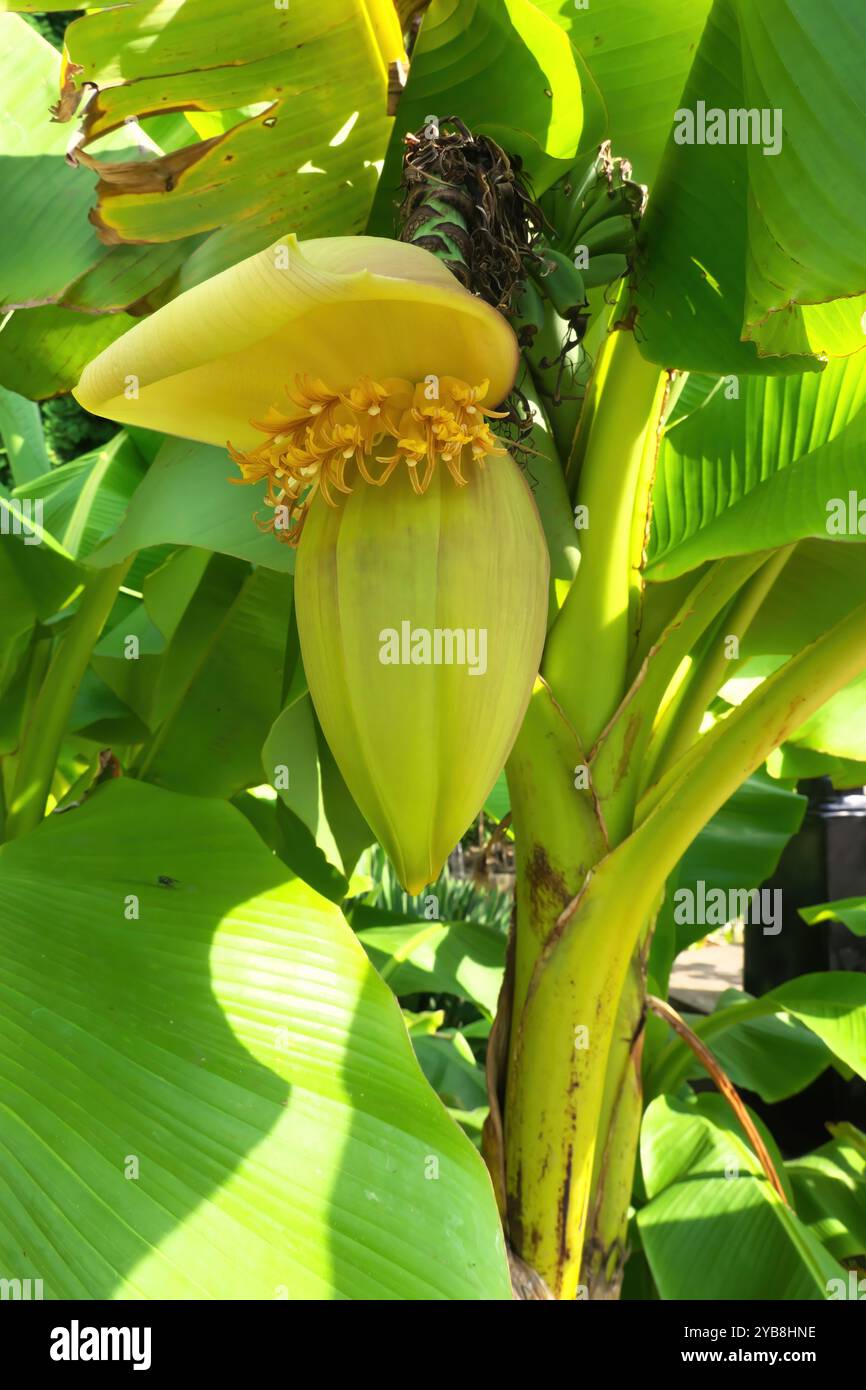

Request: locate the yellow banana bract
(296, 451), (549, 893)
(73, 234), (518, 448)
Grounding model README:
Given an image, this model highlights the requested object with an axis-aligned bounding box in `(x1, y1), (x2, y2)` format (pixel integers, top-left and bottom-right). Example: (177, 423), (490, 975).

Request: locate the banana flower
(75, 235), (549, 891)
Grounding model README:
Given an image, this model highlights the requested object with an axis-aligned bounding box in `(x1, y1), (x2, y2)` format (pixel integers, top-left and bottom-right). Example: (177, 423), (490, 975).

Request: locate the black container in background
(744, 777), (866, 1156)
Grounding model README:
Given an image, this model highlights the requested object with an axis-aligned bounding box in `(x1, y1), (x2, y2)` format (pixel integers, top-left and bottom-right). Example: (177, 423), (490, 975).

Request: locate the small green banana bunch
(508, 143), (646, 425)
(540, 139), (647, 298)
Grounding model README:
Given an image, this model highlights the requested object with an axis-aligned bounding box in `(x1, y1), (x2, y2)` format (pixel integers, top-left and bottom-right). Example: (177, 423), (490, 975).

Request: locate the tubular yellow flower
(73, 233), (548, 892)
(227, 373), (508, 542)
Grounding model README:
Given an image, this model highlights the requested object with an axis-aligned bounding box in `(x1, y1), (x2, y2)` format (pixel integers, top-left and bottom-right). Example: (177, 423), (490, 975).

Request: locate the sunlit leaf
(0, 778), (510, 1298)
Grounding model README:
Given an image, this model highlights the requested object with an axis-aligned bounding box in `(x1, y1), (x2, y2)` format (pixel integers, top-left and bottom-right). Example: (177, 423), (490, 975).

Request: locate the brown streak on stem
(557, 1143), (574, 1266)
(525, 842), (570, 931)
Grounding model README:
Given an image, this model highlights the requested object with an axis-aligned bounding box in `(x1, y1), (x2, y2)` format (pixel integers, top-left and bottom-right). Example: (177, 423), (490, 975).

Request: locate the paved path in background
(669, 942), (743, 1015)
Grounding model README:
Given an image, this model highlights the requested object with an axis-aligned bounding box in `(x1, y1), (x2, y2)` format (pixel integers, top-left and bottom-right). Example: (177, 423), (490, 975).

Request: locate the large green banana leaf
(0, 386), (51, 484)
(0, 14), (189, 313)
(787, 1127), (866, 1262)
(10, 431), (148, 558)
(0, 15), (196, 396)
(801, 898), (866, 938)
(636, 0), (866, 374)
(137, 567), (294, 799)
(644, 377), (866, 800)
(688, 993), (834, 1106)
(649, 972), (866, 1096)
(730, 543), (866, 763)
(535, 0), (714, 187)
(88, 437), (294, 573)
(0, 303), (138, 400)
(709, 543), (866, 764)
(88, 553), (301, 801)
(0, 508), (82, 705)
(648, 355), (866, 580)
(89, 547), (215, 731)
(0, 777), (511, 1299)
(639, 1093), (842, 1299)
(61, 0), (402, 274)
(0, 0), (404, 395)
(263, 695), (358, 878)
(0, 2), (118, 9)
(356, 916), (507, 1019)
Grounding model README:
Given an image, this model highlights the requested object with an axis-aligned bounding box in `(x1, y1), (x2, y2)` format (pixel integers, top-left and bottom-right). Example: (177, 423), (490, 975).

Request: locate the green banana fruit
(528, 247), (587, 321)
(582, 253), (630, 289)
(560, 145), (615, 242)
(570, 181), (643, 243)
(572, 213), (636, 259)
